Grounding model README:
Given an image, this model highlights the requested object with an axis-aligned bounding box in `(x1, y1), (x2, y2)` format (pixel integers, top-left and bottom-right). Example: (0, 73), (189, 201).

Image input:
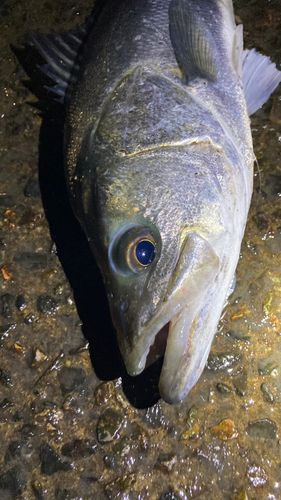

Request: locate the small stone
(246, 419), (277, 439)
(37, 295), (59, 314)
(54, 284), (65, 295)
(216, 383), (234, 394)
(103, 454), (116, 468)
(207, 353), (241, 371)
(1, 265), (13, 280)
(40, 444), (72, 475)
(258, 359), (278, 376)
(58, 366), (86, 395)
(24, 178), (40, 197)
(5, 440), (33, 463)
(97, 407), (124, 443)
(260, 383), (274, 403)
(233, 374), (248, 397)
(232, 491), (248, 500)
(113, 436), (131, 456)
(94, 381), (115, 404)
(16, 295), (27, 311)
(14, 252), (47, 271)
(247, 464), (267, 487)
(31, 480), (45, 500)
(211, 419), (238, 440)
(0, 466), (27, 499)
(30, 348), (48, 368)
(263, 292), (275, 316)
(61, 439), (98, 459)
(0, 293), (15, 319)
(0, 369), (12, 387)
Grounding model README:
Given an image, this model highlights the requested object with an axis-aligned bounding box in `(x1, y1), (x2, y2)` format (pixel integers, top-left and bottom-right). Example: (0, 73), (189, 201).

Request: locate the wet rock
(15, 295), (26, 311)
(61, 439), (98, 459)
(58, 366), (86, 395)
(0, 398), (13, 409)
(97, 407), (124, 443)
(233, 374), (248, 397)
(247, 464), (267, 487)
(0, 466), (27, 499)
(207, 352), (241, 371)
(258, 358), (278, 375)
(95, 381), (115, 405)
(246, 419), (277, 439)
(24, 178), (40, 197)
(155, 454), (178, 473)
(216, 383), (234, 394)
(144, 402), (165, 428)
(30, 348), (47, 368)
(0, 369), (12, 387)
(182, 407), (200, 441)
(211, 419), (239, 440)
(14, 252), (47, 271)
(260, 383), (274, 403)
(0, 294), (15, 319)
(5, 440), (33, 463)
(40, 443), (72, 475)
(105, 473), (136, 500)
(37, 295), (59, 314)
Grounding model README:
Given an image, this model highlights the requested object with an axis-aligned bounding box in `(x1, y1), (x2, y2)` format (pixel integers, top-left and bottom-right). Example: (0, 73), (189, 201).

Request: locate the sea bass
(33, 0), (281, 404)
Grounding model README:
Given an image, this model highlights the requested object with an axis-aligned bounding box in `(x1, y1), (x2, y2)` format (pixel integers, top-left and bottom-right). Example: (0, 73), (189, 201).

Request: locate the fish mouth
(124, 232), (221, 404)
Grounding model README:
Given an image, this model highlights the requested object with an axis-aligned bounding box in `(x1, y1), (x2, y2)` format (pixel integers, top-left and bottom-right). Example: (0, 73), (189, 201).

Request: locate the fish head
(74, 145), (237, 404)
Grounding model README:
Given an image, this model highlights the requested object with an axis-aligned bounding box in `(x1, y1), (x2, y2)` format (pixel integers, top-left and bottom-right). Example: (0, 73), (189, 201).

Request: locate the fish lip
(124, 292), (194, 377)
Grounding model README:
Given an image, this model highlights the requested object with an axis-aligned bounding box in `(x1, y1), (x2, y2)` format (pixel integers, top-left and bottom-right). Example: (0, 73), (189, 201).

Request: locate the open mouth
(145, 321), (170, 368)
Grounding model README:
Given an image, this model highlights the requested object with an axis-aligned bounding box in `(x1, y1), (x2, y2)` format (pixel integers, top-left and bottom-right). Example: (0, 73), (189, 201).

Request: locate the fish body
(32, 0), (281, 403)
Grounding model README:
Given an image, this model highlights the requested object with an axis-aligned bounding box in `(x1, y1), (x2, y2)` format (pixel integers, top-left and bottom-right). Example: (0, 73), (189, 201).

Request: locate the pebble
(0, 293), (15, 319)
(0, 369), (12, 387)
(211, 419), (239, 440)
(0, 466), (27, 499)
(105, 473), (136, 500)
(61, 439), (98, 459)
(40, 444), (72, 475)
(159, 490), (181, 500)
(246, 418), (277, 439)
(30, 348), (48, 368)
(37, 295), (60, 314)
(14, 252), (47, 271)
(16, 295), (27, 311)
(58, 366), (86, 395)
(217, 383), (234, 394)
(207, 352), (241, 371)
(4, 440), (33, 463)
(260, 383), (274, 403)
(24, 178), (40, 197)
(233, 374), (248, 397)
(97, 407), (124, 443)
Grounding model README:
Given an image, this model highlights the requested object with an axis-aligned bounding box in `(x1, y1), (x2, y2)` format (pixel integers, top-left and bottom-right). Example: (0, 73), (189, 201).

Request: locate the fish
(32, 0), (281, 404)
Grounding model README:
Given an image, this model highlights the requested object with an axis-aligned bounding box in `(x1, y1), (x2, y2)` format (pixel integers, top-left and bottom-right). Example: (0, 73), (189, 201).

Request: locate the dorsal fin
(169, 0), (219, 82)
(30, 14), (95, 102)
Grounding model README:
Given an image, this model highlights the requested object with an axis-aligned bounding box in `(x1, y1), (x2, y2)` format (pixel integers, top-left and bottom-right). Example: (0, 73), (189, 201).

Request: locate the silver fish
(33, 0), (281, 403)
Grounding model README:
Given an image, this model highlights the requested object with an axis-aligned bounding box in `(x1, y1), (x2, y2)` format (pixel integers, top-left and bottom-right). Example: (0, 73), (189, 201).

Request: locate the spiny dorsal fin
(30, 14), (95, 101)
(169, 0), (219, 82)
(242, 49), (281, 116)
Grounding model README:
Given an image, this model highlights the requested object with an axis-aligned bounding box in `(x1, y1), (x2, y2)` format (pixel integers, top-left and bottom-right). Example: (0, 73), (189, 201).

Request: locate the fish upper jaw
(122, 232), (221, 403)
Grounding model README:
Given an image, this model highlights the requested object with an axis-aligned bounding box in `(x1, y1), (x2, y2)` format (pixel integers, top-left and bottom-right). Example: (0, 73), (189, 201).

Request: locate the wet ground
(1, 0), (281, 499)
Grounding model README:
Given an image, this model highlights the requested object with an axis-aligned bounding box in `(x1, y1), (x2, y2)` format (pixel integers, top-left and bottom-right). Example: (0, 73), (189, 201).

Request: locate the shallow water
(0, 0), (281, 499)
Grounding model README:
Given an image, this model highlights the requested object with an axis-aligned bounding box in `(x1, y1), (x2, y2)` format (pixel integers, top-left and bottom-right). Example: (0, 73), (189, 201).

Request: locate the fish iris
(135, 239), (156, 266)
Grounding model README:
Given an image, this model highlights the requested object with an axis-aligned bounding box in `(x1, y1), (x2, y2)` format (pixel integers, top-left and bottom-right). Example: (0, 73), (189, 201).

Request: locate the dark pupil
(135, 240), (156, 266)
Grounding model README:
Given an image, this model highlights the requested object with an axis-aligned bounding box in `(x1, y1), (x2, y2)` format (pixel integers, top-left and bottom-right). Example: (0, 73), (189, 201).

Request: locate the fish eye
(110, 227), (159, 275)
(134, 239), (157, 267)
